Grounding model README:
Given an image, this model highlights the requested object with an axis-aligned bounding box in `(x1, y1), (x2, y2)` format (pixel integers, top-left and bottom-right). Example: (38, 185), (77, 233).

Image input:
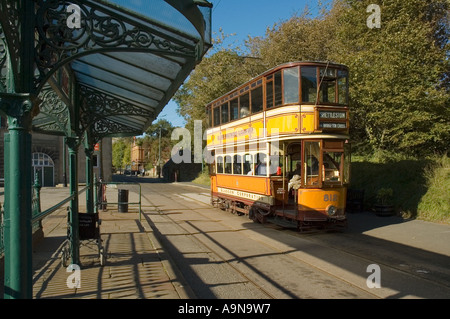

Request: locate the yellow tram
(206, 62), (350, 231)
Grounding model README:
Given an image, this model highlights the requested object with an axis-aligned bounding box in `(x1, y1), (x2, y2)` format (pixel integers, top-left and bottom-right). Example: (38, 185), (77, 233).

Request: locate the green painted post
(66, 137), (80, 266)
(1, 94), (35, 299)
(85, 147), (94, 214)
(94, 175), (98, 214)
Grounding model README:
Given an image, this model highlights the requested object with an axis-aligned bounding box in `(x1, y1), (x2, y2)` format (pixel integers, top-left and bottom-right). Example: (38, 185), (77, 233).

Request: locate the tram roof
(29, 0), (212, 140)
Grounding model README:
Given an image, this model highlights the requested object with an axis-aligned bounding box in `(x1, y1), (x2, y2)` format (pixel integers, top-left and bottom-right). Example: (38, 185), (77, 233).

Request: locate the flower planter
(375, 204), (395, 217)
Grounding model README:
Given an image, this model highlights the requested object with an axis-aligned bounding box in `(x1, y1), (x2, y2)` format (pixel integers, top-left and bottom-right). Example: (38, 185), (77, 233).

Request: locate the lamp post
(158, 127), (161, 178)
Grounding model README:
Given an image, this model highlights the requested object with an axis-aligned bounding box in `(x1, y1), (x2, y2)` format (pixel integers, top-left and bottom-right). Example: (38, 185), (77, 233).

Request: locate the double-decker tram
(206, 62), (350, 231)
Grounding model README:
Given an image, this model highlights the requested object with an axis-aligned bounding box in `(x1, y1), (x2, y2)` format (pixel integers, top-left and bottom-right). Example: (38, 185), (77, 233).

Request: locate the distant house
(130, 137), (145, 174)
(163, 158), (202, 182)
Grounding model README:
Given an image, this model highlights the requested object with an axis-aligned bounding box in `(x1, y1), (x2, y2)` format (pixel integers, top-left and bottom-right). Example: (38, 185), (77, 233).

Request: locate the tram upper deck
(206, 61), (349, 150)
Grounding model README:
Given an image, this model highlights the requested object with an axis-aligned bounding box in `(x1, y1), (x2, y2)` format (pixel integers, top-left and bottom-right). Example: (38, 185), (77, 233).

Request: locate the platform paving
(31, 187), (193, 299)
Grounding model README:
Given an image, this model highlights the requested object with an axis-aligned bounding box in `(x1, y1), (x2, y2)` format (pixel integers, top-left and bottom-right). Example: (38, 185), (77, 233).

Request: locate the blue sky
(157, 0), (329, 128)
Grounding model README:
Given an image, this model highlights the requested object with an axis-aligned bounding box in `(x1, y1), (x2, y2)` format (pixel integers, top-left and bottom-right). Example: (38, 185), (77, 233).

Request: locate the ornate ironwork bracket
(33, 86), (70, 134)
(91, 117), (142, 142)
(33, 0), (198, 94)
(79, 84), (154, 131)
(0, 93), (40, 130)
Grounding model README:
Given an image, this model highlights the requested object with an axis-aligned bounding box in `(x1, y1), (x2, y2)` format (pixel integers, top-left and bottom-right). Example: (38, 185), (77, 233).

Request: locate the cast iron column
(1, 94), (35, 299)
(85, 146), (94, 214)
(66, 137), (80, 265)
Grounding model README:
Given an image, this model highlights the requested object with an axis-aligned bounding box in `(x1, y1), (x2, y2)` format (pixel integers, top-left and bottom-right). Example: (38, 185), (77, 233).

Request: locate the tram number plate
(324, 194), (338, 202)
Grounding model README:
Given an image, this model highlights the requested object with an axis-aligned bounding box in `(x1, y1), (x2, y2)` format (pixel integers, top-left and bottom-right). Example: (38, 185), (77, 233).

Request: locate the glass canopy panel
(77, 74), (161, 108)
(104, 0), (210, 44)
(71, 59), (167, 102)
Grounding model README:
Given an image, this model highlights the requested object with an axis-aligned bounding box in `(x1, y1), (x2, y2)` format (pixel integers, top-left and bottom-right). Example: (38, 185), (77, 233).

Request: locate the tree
(112, 137), (132, 170)
(145, 118), (175, 138)
(245, 0), (449, 158)
(246, 3), (341, 68)
(331, 0), (449, 157)
(173, 34), (266, 132)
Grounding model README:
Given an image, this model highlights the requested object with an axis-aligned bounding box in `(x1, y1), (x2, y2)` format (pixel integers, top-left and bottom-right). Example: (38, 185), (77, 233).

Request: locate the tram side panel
(211, 174), (347, 225)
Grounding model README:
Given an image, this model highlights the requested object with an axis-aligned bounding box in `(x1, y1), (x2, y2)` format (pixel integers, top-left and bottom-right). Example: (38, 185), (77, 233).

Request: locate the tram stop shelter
(0, 0), (212, 299)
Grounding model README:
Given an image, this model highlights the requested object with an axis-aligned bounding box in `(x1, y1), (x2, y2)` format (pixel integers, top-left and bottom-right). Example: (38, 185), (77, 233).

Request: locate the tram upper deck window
(240, 93), (250, 118)
(301, 66), (317, 103)
(213, 106), (220, 126)
(319, 68), (337, 104)
(266, 77), (274, 109)
(274, 71), (283, 106)
(221, 102), (229, 124)
(284, 67), (299, 104)
(230, 98), (239, 121)
(251, 86), (263, 113)
(207, 106), (212, 128)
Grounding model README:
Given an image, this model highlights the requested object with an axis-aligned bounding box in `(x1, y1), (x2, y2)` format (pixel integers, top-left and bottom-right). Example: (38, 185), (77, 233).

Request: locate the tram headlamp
(327, 205), (337, 216)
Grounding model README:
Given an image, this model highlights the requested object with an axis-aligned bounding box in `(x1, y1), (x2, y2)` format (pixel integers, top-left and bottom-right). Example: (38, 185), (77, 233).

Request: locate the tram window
(240, 93), (250, 118)
(301, 67), (317, 103)
(233, 155), (242, 175)
(319, 68), (337, 104)
(251, 86), (263, 113)
(224, 155), (232, 174)
(266, 80), (274, 109)
(323, 151), (342, 182)
(269, 155), (282, 176)
(207, 107), (212, 128)
(221, 103), (229, 124)
(255, 153), (267, 176)
(243, 154), (254, 175)
(338, 70), (349, 105)
(217, 156), (224, 174)
(284, 67), (299, 104)
(287, 143), (302, 178)
(344, 143), (351, 184)
(230, 98), (239, 121)
(304, 141), (320, 186)
(274, 71), (283, 106)
(213, 107), (220, 126)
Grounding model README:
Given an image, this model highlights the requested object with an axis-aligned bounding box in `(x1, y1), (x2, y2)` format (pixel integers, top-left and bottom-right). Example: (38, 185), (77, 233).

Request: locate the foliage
(112, 137), (132, 169)
(330, 0), (449, 157)
(376, 187), (393, 205)
(246, 2), (342, 68)
(417, 155), (450, 223)
(112, 119), (176, 170)
(173, 34), (266, 132)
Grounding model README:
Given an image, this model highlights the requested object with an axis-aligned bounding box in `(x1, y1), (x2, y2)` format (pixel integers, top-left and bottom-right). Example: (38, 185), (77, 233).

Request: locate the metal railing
(0, 180), (88, 258)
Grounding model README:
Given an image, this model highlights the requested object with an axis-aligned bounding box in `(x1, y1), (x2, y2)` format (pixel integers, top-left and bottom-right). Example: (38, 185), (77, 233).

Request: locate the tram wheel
(249, 207), (259, 223)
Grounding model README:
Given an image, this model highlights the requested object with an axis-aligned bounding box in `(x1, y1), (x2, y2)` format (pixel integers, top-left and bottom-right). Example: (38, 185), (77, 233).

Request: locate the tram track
(139, 182), (450, 299)
(140, 188), (279, 299)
